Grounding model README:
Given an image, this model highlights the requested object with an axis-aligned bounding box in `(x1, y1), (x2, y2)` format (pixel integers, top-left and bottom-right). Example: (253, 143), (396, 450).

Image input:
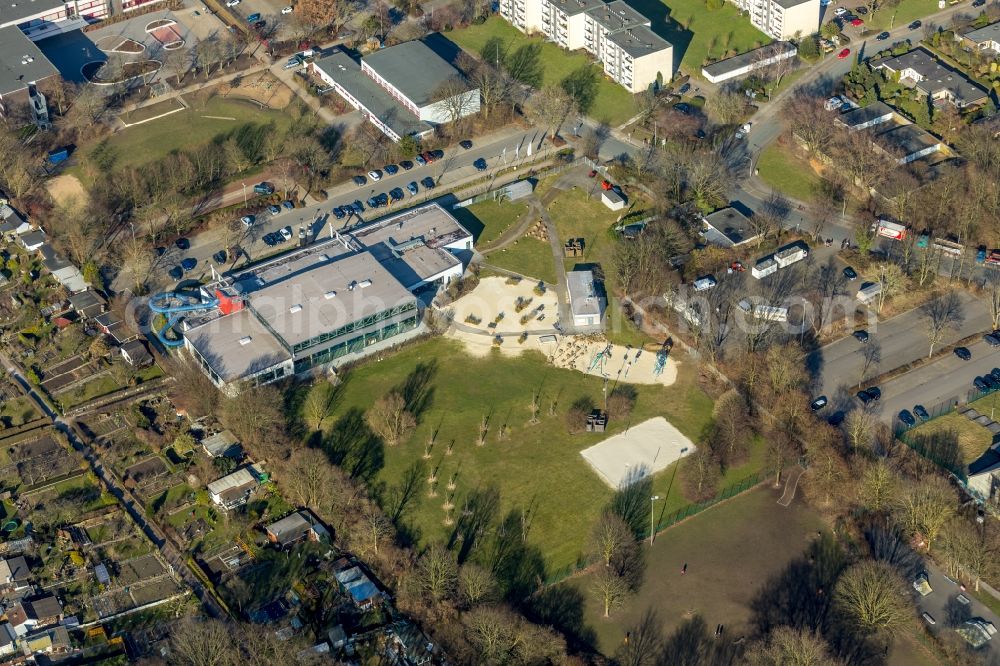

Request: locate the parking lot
(225, 0), (297, 42)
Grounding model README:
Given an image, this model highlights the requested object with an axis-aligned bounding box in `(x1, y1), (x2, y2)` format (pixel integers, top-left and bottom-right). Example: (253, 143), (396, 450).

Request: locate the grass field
(0, 396), (39, 426)
(330, 337), (724, 573)
(757, 141), (823, 202)
(452, 199), (529, 247)
(79, 94), (294, 175)
(544, 185), (651, 347)
(447, 18), (637, 126)
(626, 0), (771, 74)
(866, 0), (939, 30)
(120, 97), (186, 125)
(566, 484), (824, 655)
(907, 411), (991, 467)
(487, 237), (558, 284)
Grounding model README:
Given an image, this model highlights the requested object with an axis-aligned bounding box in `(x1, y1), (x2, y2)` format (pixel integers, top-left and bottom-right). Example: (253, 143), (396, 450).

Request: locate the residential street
(913, 559), (1000, 658)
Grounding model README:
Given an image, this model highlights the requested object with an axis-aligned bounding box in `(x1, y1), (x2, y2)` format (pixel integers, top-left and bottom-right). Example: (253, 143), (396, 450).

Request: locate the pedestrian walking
(681, 563), (687, 575)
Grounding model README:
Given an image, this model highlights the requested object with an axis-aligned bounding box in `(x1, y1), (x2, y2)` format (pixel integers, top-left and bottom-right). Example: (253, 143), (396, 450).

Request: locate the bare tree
(283, 448), (336, 512)
(857, 460), (898, 514)
(614, 608), (664, 666)
(843, 409), (876, 452)
(590, 512), (634, 567)
(433, 77), (479, 127)
(301, 381), (339, 432)
(921, 291), (964, 357)
(366, 391), (416, 447)
(416, 544), (458, 605)
(873, 262), (905, 314)
(744, 626), (842, 666)
(984, 271), (1000, 330)
(361, 504), (392, 556)
(894, 474), (956, 551)
(858, 340), (882, 389)
(940, 520), (1000, 592)
(524, 85), (577, 140)
(592, 567), (630, 618)
(458, 563), (496, 608)
(833, 560), (912, 634)
(168, 616), (236, 666)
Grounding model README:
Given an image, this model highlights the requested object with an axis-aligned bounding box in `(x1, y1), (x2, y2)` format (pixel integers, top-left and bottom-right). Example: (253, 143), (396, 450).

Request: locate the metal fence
(542, 472), (762, 585)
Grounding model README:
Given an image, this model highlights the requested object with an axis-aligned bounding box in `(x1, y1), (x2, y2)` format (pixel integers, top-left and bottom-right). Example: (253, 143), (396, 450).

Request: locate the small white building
(601, 189), (626, 211)
(751, 257), (778, 279)
(207, 464), (265, 510)
(702, 41), (798, 84)
(567, 269), (605, 328)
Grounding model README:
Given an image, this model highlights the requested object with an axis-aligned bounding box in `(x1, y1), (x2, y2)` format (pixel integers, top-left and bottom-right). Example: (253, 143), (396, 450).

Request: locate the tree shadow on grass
(526, 585), (598, 656)
(396, 360), (437, 422)
(321, 407), (384, 482)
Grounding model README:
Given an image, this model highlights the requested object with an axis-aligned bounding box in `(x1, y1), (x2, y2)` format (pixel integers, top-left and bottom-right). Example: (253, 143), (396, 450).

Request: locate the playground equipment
(588, 343), (613, 373)
(653, 350), (667, 377)
(148, 291), (221, 348)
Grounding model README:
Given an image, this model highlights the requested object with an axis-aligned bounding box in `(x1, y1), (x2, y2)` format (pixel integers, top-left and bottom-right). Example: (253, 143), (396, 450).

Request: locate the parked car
(406, 181), (418, 195)
(866, 386), (881, 401)
(155, 246), (166, 256)
(899, 410), (916, 426)
(168, 266), (183, 280)
(876, 31), (890, 40)
(282, 200), (294, 210)
(212, 250), (227, 264)
(225, 0), (239, 6)
(367, 169), (382, 181)
(263, 232), (279, 246)
(420, 151), (436, 163)
(268, 205), (280, 215)
(181, 257), (197, 271)
(973, 0), (986, 6)
(673, 102), (691, 114)
(678, 82), (691, 94)
(914, 405), (929, 421)
(853, 330), (869, 343)
(246, 12), (260, 21)
(985, 333), (1000, 347)
(974, 376), (990, 392)
(838, 48), (851, 59)
(389, 187), (404, 202)
(332, 206), (346, 220)
(283, 56), (302, 70)
(922, 613), (936, 626)
(240, 215), (255, 227)
(414, 154), (427, 166)
(828, 411), (845, 426)
(421, 176), (436, 189)
(834, 7), (847, 15)
(366, 196), (379, 208)
(400, 160), (414, 170)
(459, 139), (473, 149)
(431, 149), (444, 160)
(281, 5), (293, 13)
(351, 200), (364, 213)
(473, 158), (488, 171)
(810, 396), (828, 411)
(909, 20), (921, 29)
(279, 226), (293, 242)
(985, 375), (999, 390)
(991, 368), (1000, 383)
(175, 237), (190, 249)
(843, 266), (858, 280)
(253, 182), (274, 195)
(851, 18), (864, 26)
(955, 346), (972, 360)
(384, 164), (399, 175)
(857, 390), (874, 405)
(253, 20), (266, 30)
(352, 175), (367, 185)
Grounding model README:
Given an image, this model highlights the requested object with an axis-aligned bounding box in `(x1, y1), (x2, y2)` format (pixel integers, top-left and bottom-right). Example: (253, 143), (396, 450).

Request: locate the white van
(692, 275), (717, 292)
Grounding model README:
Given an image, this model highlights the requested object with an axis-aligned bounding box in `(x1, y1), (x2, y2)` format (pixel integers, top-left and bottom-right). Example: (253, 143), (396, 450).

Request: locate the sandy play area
(581, 417), (696, 488)
(444, 276), (678, 386)
(46, 175), (89, 207)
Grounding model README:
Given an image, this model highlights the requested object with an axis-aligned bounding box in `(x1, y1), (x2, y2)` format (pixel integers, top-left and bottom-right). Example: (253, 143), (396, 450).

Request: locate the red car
(851, 18), (864, 26)
(838, 48), (851, 59)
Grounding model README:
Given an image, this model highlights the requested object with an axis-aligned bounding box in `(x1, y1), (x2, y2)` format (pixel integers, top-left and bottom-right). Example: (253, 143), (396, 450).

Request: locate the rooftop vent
(324, 290), (337, 299)
(239, 336), (252, 345)
(289, 304), (302, 314)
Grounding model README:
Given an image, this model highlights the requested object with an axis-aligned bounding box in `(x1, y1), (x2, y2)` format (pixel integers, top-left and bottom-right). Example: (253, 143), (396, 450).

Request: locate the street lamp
(650, 495), (661, 546)
(241, 182), (247, 209)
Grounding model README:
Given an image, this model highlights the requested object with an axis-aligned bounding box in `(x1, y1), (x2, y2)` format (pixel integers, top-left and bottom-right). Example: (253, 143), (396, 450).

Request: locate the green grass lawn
(487, 237), (558, 284)
(907, 411), (991, 467)
(866, 0), (939, 30)
(627, 0), (771, 75)
(328, 337), (718, 573)
(757, 141), (823, 202)
(76, 96), (294, 176)
(0, 396), (39, 427)
(544, 185), (652, 346)
(451, 199), (529, 247)
(566, 484), (824, 655)
(447, 18), (637, 125)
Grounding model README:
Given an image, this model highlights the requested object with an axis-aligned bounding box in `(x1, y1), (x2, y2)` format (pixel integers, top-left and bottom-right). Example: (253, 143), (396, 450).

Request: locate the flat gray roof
(0, 26), (58, 96)
(267, 512), (311, 540)
(836, 101), (894, 127)
(207, 466), (258, 496)
(873, 123), (941, 156)
(704, 207), (757, 245)
(702, 41), (795, 78)
(963, 21), (1000, 45)
(350, 203), (471, 250)
(605, 24), (672, 58)
(362, 40), (470, 108)
(567, 270), (603, 317)
(247, 250), (415, 349)
(186, 308), (292, 382)
(313, 50), (432, 138)
(0, 0), (64, 28)
(587, 0), (648, 31)
(876, 48), (988, 105)
(773, 0), (814, 8)
(552, 0), (605, 16)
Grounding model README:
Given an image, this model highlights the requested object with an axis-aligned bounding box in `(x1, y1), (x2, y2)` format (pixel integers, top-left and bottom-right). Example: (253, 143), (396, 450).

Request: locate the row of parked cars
(356, 151), (445, 186)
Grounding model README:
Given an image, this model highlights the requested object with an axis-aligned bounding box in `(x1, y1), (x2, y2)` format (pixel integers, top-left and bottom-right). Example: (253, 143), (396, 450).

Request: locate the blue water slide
(148, 291), (220, 348)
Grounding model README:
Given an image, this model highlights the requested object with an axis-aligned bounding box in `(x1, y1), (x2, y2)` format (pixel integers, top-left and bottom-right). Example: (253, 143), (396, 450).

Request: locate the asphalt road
(808, 291), (993, 402)
(914, 560), (1000, 658)
(145, 127), (550, 290)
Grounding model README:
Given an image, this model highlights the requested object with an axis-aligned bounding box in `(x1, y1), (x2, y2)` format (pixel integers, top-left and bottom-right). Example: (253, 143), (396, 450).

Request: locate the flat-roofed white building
(732, 0), (819, 40)
(567, 269), (605, 328)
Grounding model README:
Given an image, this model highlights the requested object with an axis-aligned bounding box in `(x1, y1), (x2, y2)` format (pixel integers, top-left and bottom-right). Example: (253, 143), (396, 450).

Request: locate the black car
(876, 31), (890, 40)
(473, 158), (488, 171)
(367, 196), (379, 208)
(914, 405), (930, 421)
(384, 164), (399, 175)
(212, 250), (227, 264)
(867, 386), (881, 401)
(843, 266), (858, 280)
(352, 175), (367, 186)
(828, 411), (846, 426)
(678, 82), (691, 94)
(400, 160), (414, 170)
(431, 149), (444, 159)
(263, 233), (279, 246)
(853, 330), (869, 343)
(857, 390), (874, 405)
(985, 375), (999, 390)
(376, 193), (389, 206)
(973, 0), (985, 6)
(985, 333), (1000, 347)
(974, 376), (990, 392)
(351, 200), (364, 213)
(673, 102), (691, 114)
(421, 176), (436, 189)
(954, 346), (972, 360)
(389, 187), (405, 202)
(991, 367), (1000, 383)
(909, 20), (921, 29)
(167, 265), (183, 280)
(810, 396), (828, 411)
(181, 257), (197, 272)
(175, 237), (190, 250)
(898, 410), (916, 426)
(155, 246), (166, 257)
(459, 140), (473, 149)
(332, 206), (346, 220)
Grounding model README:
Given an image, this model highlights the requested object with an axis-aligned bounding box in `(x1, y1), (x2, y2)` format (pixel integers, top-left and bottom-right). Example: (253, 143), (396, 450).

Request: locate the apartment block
(498, 0), (672, 92)
(732, 0), (820, 40)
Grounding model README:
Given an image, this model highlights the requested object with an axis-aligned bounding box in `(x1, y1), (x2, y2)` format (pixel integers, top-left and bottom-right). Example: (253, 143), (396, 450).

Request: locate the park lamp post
(650, 495), (661, 546)
(241, 182), (247, 209)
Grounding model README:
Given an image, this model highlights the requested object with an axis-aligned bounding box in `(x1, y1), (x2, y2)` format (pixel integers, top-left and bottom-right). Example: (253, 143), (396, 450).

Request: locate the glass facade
(286, 301), (417, 354)
(293, 315), (419, 373)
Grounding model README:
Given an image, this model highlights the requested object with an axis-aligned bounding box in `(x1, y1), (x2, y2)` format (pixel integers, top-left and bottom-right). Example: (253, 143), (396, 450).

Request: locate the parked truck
(774, 243), (808, 268)
(874, 219), (908, 240)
